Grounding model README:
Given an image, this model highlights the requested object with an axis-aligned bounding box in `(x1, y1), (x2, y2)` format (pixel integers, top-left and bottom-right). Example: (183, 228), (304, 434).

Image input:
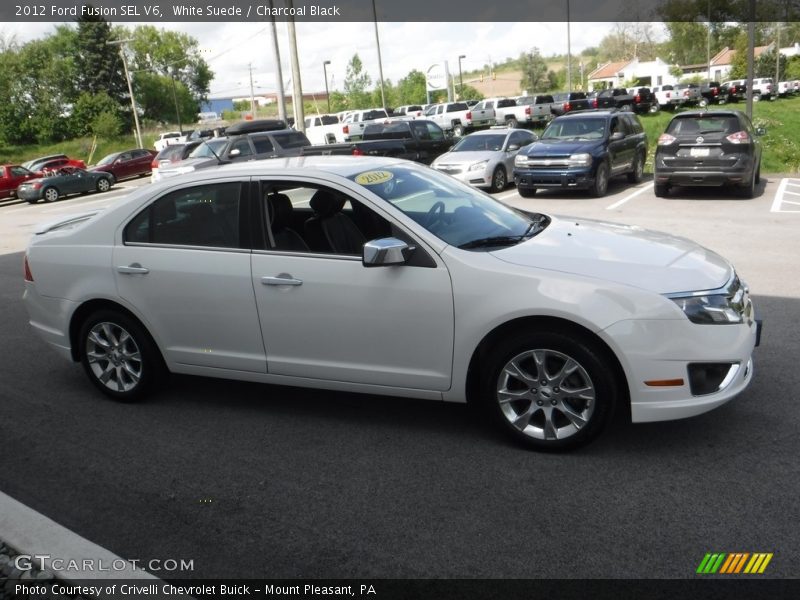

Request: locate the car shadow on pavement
(526, 173), (654, 200)
(658, 177), (769, 201)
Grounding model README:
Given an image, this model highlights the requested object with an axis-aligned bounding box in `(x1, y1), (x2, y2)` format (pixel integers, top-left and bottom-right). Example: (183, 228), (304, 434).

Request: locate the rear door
(114, 179), (265, 372)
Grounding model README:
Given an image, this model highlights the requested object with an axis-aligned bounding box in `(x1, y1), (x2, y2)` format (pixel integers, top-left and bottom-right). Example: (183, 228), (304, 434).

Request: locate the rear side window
(272, 131), (311, 149)
(252, 136), (275, 154)
(124, 183), (242, 249)
(447, 103), (468, 112)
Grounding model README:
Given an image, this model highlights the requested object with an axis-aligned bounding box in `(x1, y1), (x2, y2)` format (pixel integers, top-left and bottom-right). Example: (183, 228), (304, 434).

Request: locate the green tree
(785, 56), (800, 81)
(343, 54), (372, 109)
(520, 48), (549, 93)
(396, 70), (427, 104)
(70, 91), (120, 137)
(459, 84), (484, 101)
(728, 30), (749, 79)
(133, 72), (198, 125)
(755, 49), (786, 80)
(74, 11), (127, 104)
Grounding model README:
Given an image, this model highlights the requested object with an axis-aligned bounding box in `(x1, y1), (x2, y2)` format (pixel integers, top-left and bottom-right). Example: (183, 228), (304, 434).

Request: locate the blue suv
(513, 109), (648, 197)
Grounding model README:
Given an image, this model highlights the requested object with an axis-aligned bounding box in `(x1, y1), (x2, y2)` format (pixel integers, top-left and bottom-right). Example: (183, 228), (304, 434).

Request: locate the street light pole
(323, 60), (331, 113)
(107, 38), (142, 148)
(169, 69), (183, 135)
(566, 0), (572, 93)
(458, 54), (465, 99)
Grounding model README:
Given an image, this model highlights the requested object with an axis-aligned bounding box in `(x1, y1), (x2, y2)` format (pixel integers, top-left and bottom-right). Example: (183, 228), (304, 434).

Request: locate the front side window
(230, 139), (253, 157)
(124, 183), (241, 249)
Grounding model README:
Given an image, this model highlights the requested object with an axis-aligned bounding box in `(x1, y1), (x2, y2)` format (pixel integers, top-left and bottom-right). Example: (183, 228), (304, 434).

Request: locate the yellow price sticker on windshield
(355, 170), (394, 186)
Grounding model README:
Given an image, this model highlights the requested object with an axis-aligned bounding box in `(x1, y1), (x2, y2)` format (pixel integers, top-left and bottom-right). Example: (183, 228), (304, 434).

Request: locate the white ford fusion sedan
(23, 157), (760, 450)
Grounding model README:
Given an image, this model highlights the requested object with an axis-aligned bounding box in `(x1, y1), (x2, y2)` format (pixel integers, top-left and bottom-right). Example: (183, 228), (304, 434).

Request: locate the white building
(587, 57), (676, 90)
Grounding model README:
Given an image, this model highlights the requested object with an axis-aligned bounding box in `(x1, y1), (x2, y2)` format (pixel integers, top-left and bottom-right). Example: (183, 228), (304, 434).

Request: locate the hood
(522, 139), (603, 157)
(491, 216), (731, 294)
(434, 150), (499, 165)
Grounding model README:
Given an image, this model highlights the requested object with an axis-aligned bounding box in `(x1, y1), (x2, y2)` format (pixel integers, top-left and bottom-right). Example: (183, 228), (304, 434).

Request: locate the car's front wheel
(654, 183), (670, 197)
(43, 187), (59, 203)
(79, 310), (164, 402)
(490, 166), (507, 193)
(481, 328), (617, 451)
(96, 177), (111, 193)
(591, 161), (609, 197)
(452, 124), (464, 137)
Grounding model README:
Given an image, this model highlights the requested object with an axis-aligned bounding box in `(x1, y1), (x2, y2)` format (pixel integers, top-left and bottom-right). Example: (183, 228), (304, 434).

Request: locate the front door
(251, 180), (455, 391)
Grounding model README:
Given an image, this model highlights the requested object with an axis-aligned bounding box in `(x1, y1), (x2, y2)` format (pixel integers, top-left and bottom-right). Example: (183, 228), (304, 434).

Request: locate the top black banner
(5, 0), (800, 23)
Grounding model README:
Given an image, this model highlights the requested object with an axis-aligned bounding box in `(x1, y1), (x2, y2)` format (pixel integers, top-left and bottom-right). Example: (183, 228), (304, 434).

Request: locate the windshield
(188, 138), (228, 158)
(542, 118), (606, 140)
(452, 134), (507, 152)
(349, 165), (547, 249)
(96, 154), (117, 166)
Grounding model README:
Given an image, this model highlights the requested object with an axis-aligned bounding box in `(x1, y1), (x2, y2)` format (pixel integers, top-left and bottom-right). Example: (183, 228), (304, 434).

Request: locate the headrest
(309, 189), (345, 217)
(267, 193), (293, 228)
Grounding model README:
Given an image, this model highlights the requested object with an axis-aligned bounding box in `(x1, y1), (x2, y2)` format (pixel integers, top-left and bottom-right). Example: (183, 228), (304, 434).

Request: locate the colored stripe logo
(697, 552), (773, 574)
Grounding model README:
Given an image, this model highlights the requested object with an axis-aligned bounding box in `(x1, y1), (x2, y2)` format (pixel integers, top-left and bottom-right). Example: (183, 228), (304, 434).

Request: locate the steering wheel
(422, 201), (446, 228)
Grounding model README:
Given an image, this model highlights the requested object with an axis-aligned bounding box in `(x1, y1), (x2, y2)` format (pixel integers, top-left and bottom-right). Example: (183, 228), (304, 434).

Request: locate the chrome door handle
(117, 264), (149, 274)
(261, 275), (303, 286)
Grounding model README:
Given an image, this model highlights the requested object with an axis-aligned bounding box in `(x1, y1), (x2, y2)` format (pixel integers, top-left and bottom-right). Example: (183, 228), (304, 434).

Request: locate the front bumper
(601, 314), (760, 423)
(15, 188), (43, 201)
(514, 166), (594, 191)
(432, 164), (493, 188)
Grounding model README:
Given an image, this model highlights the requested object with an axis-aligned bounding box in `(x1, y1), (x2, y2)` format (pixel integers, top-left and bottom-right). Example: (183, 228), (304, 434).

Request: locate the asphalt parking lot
(0, 173), (798, 579)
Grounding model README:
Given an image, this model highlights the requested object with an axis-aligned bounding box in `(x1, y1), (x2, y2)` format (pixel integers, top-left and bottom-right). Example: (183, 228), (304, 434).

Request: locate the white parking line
(770, 178), (800, 213)
(606, 182), (653, 210)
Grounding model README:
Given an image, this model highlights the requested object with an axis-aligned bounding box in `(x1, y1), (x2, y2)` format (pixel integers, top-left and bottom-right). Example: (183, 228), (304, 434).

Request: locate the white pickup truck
(340, 108), (390, 141)
(472, 98), (539, 128)
(421, 102), (495, 137)
(153, 131), (182, 152)
(303, 114), (343, 145)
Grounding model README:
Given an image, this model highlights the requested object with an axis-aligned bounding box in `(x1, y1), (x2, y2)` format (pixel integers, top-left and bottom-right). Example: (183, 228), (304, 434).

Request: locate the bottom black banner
(4, 579), (800, 600)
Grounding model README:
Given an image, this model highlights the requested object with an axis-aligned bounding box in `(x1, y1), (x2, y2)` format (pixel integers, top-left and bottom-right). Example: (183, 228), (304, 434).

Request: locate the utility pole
(269, 1), (287, 122)
(372, 0), (387, 111)
(566, 0), (572, 92)
(248, 63), (257, 119)
(107, 38), (142, 148)
(775, 22), (782, 88)
(746, 15), (755, 119)
(286, 0), (305, 131)
(706, 0), (711, 82)
(169, 69), (183, 135)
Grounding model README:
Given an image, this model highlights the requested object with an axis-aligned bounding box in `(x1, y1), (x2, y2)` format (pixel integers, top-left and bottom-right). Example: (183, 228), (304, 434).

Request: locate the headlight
(469, 160), (489, 172)
(567, 153), (592, 167)
(514, 154), (527, 166)
(670, 294), (744, 324)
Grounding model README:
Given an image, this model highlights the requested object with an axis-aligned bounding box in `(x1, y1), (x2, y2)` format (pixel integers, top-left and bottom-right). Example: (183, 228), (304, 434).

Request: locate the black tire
(620, 104), (633, 112)
(480, 328), (618, 451)
(755, 163), (761, 185)
(78, 309), (165, 402)
(507, 117), (518, 129)
(490, 166), (507, 193)
(590, 161), (609, 197)
(698, 98), (709, 108)
(654, 183), (670, 198)
(96, 177), (111, 193)
(518, 186), (537, 198)
(753, 93), (761, 102)
(452, 123), (464, 137)
(627, 150), (645, 183)
(649, 103), (660, 114)
(43, 187), (59, 203)
(27, 198), (39, 204)
(739, 164), (757, 199)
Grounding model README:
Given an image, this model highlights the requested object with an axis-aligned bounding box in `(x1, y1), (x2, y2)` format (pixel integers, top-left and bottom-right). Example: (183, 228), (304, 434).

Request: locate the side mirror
(362, 237), (412, 267)
(507, 144), (520, 152)
(610, 131), (624, 141)
(228, 148), (241, 158)
(755, 127), (766, 136)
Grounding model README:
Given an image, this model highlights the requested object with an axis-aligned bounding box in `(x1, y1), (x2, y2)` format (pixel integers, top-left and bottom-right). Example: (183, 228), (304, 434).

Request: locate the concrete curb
(0, 491), (159, 581)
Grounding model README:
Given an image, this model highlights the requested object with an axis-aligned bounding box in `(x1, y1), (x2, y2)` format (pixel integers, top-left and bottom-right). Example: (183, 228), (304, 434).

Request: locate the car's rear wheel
(507, 117), (518, 129)
(739, 164), (758, 198)
(654, 183), (670, 197)
(453, 124), (464, 137)
(481, 328), (617, 451)
(590, 161), (609, 197)
(698, 98), (709, 108)
(649, 103), (660, 114)
(79, 310), (164, 402)
(96, 177), (111, 193)
(627, 150), (645, 183)
(43, 187), (59, 203)
(490, 166), (507, 193)
(753, 93), (761, 102)
(518, 186), (537, 198)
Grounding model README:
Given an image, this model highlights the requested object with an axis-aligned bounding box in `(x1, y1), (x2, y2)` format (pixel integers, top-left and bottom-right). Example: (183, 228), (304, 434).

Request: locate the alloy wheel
(85, 322), (143, 393)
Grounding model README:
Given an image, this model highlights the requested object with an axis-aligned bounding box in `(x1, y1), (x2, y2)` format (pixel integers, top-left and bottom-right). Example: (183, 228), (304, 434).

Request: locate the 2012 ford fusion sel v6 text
(23, 157), (760, 450)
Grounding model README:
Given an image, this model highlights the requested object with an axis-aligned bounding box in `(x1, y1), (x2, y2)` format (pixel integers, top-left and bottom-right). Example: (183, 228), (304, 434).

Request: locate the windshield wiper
(459, 221), (544, 250)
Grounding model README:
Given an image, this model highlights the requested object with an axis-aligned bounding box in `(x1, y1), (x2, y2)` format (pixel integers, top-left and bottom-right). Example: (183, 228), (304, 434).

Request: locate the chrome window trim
(252, 248), (361, 261)
(123, 242), (251, 254)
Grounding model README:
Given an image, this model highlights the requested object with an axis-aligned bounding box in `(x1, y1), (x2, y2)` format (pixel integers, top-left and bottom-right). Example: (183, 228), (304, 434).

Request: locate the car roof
(557, 109), (619, 118)
(467, 128), (514, 136)
(671, 110), (745, 118)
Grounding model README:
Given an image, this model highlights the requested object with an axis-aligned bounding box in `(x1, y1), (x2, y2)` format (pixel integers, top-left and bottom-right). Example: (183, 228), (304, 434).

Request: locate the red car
(1, 164), (40, 199)
(90, 148), (157, 181)
(23, 154), (86, 172)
